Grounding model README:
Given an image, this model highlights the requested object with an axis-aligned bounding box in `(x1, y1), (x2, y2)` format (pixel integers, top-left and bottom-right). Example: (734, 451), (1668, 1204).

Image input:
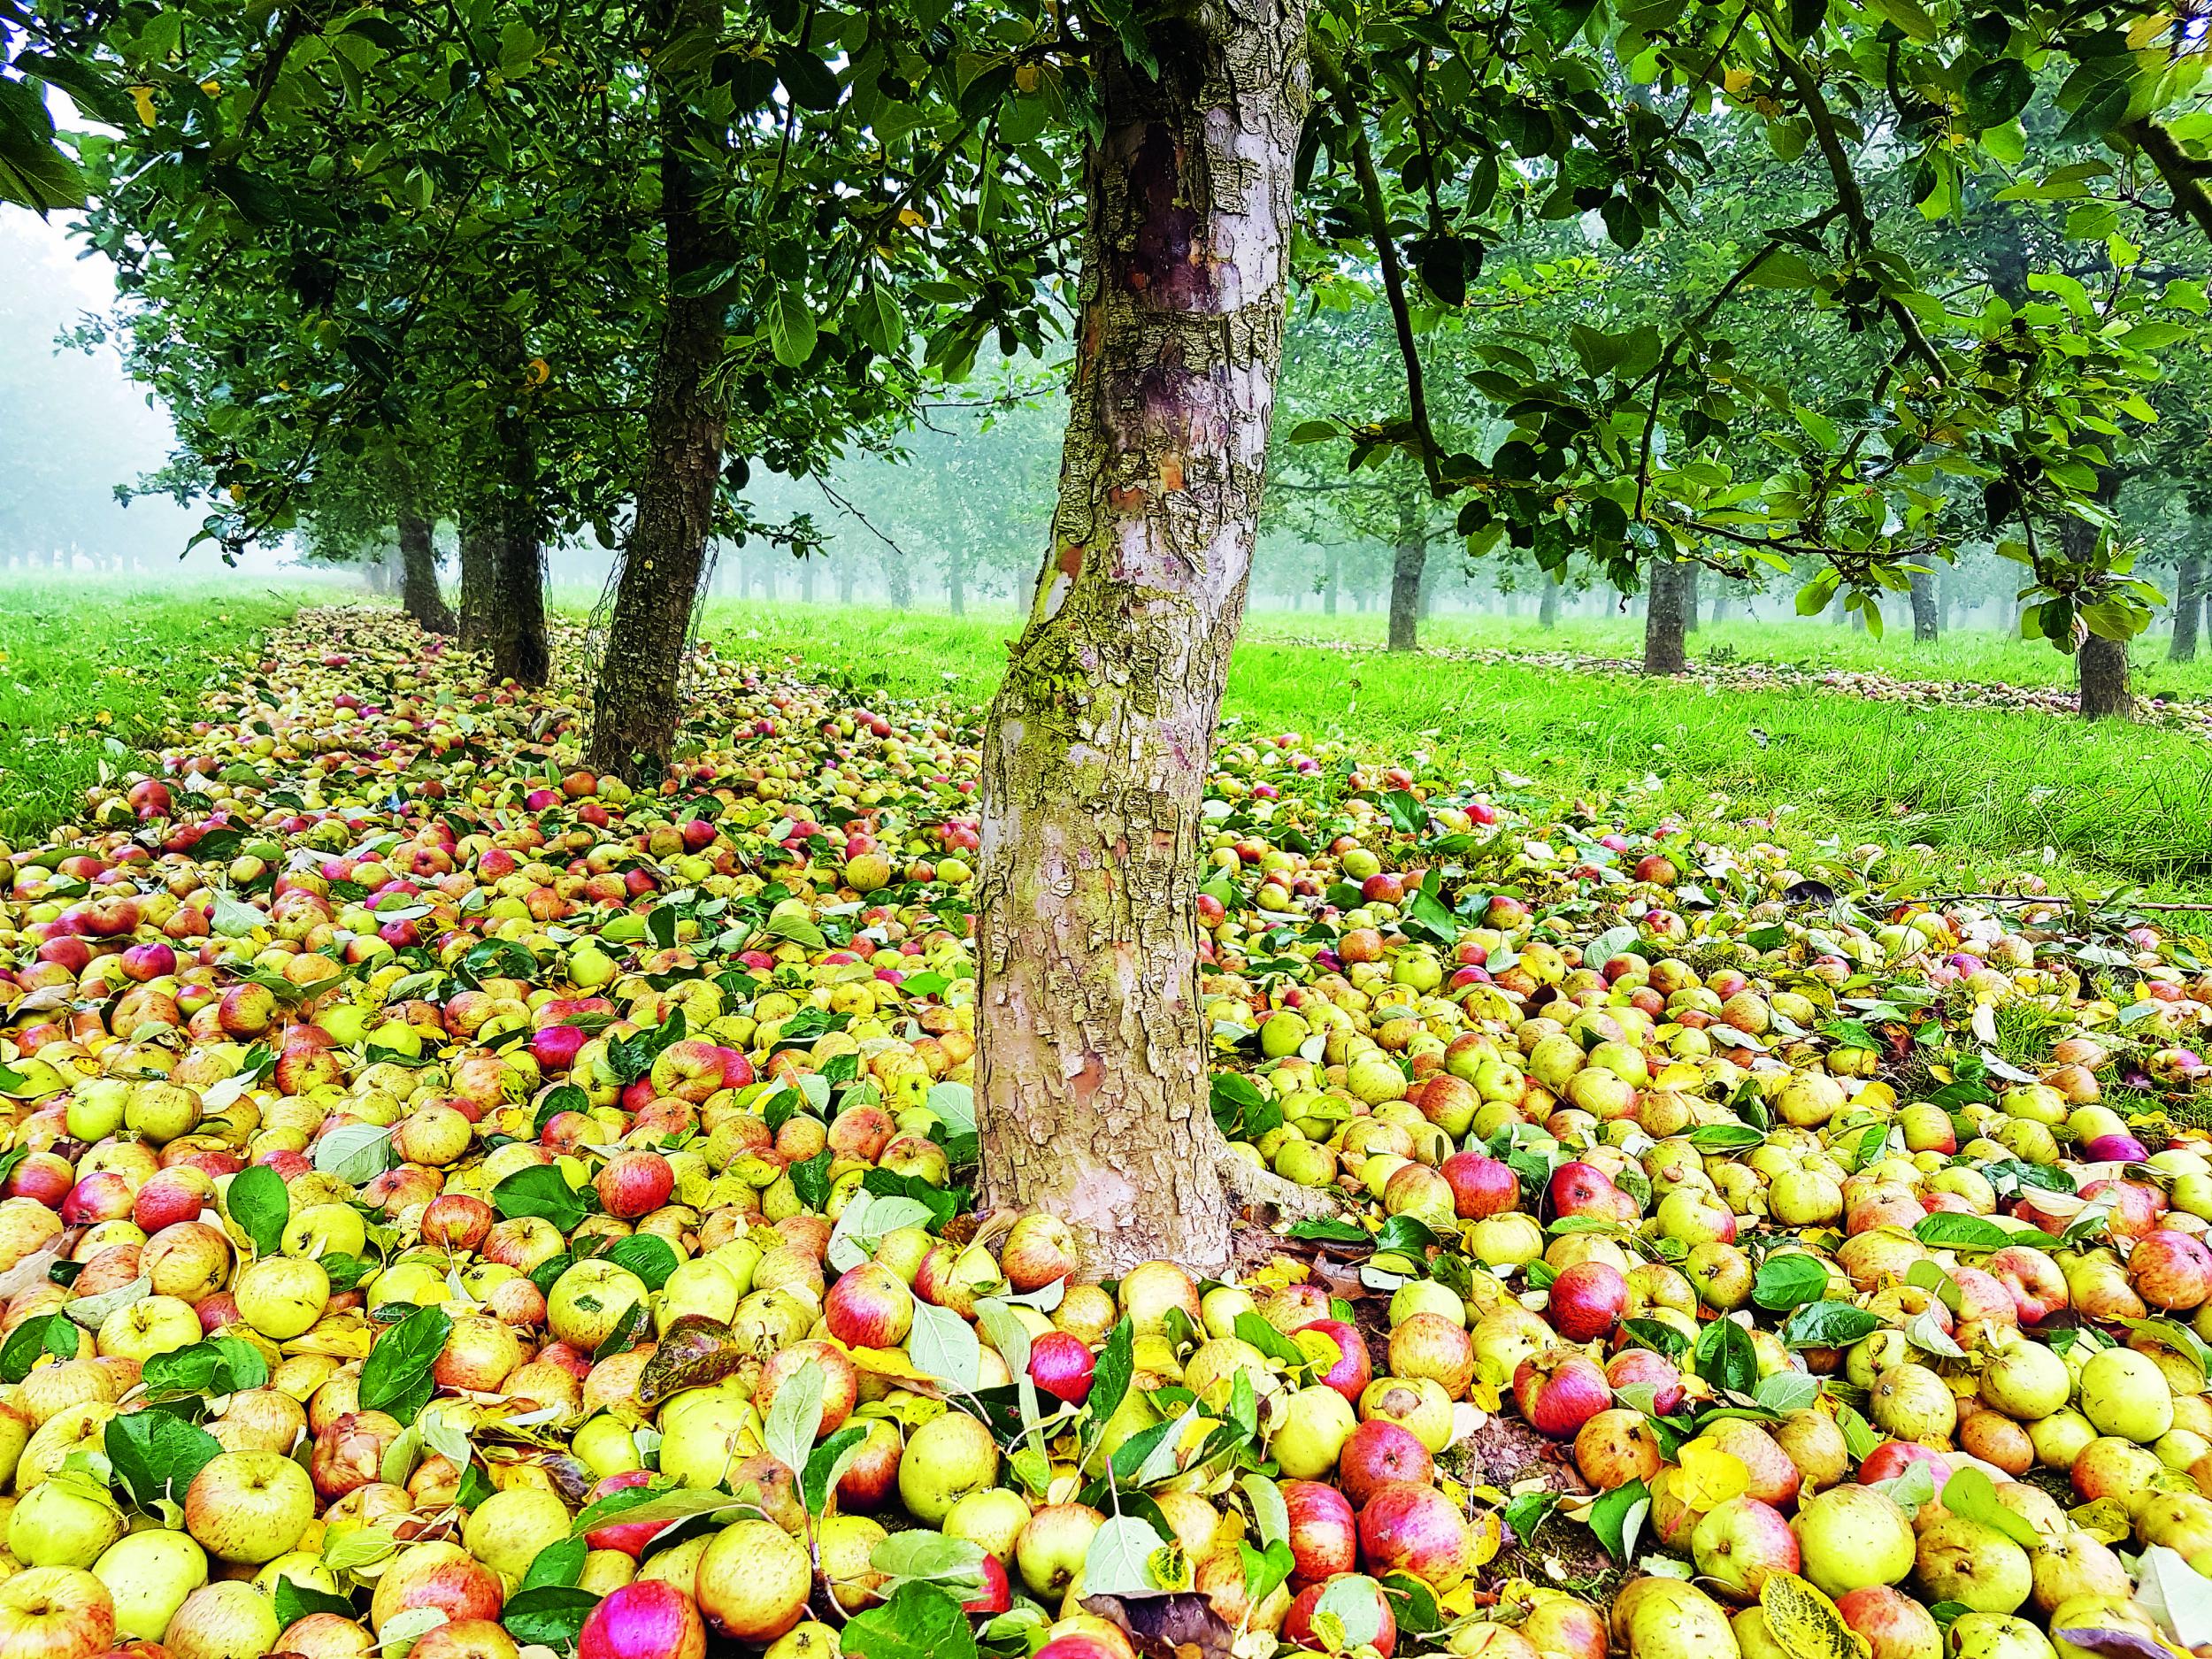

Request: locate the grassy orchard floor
(12, 577), (2208, 901)
(690, 600), (2212, 903)
(0, 578), (315, 846)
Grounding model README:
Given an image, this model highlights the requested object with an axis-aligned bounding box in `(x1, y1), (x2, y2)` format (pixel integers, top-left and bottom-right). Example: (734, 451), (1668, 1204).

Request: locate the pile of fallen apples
(3, 608), (2212, 1659)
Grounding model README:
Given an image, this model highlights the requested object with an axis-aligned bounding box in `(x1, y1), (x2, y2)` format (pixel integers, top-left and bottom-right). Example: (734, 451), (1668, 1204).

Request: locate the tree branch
(2123, 118), (2212, 244)
(1313, 49), (1445, 499)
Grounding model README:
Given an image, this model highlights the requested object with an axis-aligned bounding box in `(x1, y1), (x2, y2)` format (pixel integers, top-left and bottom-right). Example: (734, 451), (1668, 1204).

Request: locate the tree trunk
(492, 403), (550, 687)
(1387, 497), (1425, 651)
(457, 509), (498, 647)
(1538, 568), (1562, 627)
(836, 560), (856, 605)
(879, 549), (913, 609)
(948, 547), (967, 617)
(801, 557), (818, 604)
(2080, 631), (2132, 718)
(1323, 545), (1340, 615)
(1680, 562), (1700, 632)
(974, 1), (1318, 1276)
(587, 0), (727, 778)
(2172, 554), (2202, 662)
(396, 509), (455, 634)
(2064, 478), (2131, 720)
(1644, 561), (1690, 674)
(1909, 567), (1939, 643)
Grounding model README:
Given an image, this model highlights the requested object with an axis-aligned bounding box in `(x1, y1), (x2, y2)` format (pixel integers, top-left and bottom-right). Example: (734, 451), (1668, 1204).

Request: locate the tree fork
(974, 0), (1331, 1277)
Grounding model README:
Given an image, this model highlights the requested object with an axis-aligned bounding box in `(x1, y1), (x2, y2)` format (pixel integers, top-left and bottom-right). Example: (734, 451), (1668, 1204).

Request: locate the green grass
(0, 577), (317, 846)
(696, 599), (2212, 901)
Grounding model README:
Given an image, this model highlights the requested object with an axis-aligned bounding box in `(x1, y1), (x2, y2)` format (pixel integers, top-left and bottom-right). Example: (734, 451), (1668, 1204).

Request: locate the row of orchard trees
(12, 0), (2212, 1263)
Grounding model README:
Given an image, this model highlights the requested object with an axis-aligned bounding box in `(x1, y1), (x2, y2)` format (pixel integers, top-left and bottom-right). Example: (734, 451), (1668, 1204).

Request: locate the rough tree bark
(2066, 480), (2131, 720)
(1387, 495), (1426, 651)
(396, 509), (455, 634)
(1909, 568), (1939, 643)
(1538, 569), (1561, 628)
(456, 507), (498, 648)
(587, 0), (727, 777)
(1644, 561), (1690, 674)
(2172, 554), (2202, 663)
(491, 402), (550, 687)
(974, 0), (1323, 1274)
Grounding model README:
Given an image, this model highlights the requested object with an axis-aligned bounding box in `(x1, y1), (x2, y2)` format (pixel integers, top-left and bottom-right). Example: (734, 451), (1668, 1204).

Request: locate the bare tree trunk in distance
(1387, 495), (1425, 651)
(396, 508), (455, 634)
(492, 402), (550, 687)
(1909, 567), (1939, 643)
(456, 508), (498, 648)
(1538, 568), (1561, 627)
(948, 546), (967, 617)
(975, 0), (1322, 1275)
(1644, 561), (1690, 674)
(2172, 553), (2202, 662)
(879, 548), (914, 610)
(836, 559), (856, 605)
(588, 0), (727, 777)
(1323, 545), (1340, 615)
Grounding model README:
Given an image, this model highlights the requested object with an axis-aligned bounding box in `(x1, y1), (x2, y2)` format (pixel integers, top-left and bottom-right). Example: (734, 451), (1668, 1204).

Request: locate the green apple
(8, 1475), (126, 1568)
(1267, 1384), (1356, 1479)
(94, 1528), (210, 1640)
(464, 1486), (572, 1582)
(1790, 1485), (1916, 1598)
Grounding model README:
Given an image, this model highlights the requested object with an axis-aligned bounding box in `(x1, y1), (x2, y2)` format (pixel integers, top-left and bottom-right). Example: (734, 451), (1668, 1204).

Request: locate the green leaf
(766, 287), (819, 369)
(803, 1422), (871, 1515)
(1779, 1300), (1881, 1349)
(1693, 1318), (1759, 1394)
(0, 1313), (75, 1383)
(359, 1304), (452, 1423)
(1912, 1213), (2021, 1252)
(773, 46), (842, 111)
(601, 1234), (678, 1292)
(502, 1586), (601, 1647)
(1588, 1479), (1649, 1562)
(273, 1579), (357, 1625)
(842, 1582), (979, 1659)
(1964, 60), (2034, 130)
(792, 1147), (835, 1212)
(1081, 1319), (1136, 1456)
(227, 1164), (289, 1257)
(494, 1165), (592, 1230)
(1940, 1465), (2042, 1548)
(105, 1409), (223, 1511)
(609, 1009), (686, 1084)
(1751, 1254), (1831, 1312)
(853, 288), (907, 357)
(142, 1334), (269, 1399)
(1240, 1539), (1296, 1609)
(522, 1536), (588, 1592)
(1687, 1124), (1763, 1152)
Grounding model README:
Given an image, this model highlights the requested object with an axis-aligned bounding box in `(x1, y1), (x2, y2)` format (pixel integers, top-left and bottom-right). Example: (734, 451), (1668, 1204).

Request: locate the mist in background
(0, 212), (311, 580)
